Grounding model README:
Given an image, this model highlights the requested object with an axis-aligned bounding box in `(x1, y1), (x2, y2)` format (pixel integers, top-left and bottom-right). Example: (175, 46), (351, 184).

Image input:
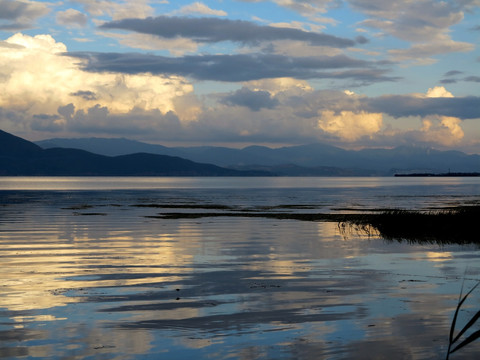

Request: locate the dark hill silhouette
(0, 129), (43, 157)
(0, 130), (268, 176)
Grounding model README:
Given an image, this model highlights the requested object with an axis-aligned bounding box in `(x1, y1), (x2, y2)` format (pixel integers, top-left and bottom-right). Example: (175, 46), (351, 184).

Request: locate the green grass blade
(450, 329), (480, 354)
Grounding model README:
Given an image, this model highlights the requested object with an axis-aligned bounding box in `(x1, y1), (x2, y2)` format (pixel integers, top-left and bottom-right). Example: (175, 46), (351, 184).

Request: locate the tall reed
(446, 282), (480, 359)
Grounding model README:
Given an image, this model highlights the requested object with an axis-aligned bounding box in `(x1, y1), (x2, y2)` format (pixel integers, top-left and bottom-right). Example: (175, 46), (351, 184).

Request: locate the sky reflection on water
(1, 179), (480, 359)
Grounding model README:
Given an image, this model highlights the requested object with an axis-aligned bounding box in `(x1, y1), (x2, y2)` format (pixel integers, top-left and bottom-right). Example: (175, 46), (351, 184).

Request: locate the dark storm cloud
(0, 0), (49, 30)
(221, 87), (279, 111)
(363, 95), (480, 119)
(68, 51), (395, 83)
(99, 16), (356, 48)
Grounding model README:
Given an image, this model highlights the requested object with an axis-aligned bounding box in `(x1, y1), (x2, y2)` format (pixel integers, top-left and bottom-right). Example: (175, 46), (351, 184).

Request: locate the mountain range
(1, 129), (479, 176)
(0, 129), (265, 176)
(35, 136), (480, 176)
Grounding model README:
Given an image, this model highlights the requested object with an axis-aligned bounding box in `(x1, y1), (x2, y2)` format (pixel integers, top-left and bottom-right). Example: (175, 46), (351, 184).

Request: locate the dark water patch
(0, 328), (45, 342)
(99, 299), (225, 313)
(131, 203), (233, 210)
(73, 212), (107, 216)
(62, 204), (95, 210)
(147, 212), (342, 221)
(113, 306), (365, 332)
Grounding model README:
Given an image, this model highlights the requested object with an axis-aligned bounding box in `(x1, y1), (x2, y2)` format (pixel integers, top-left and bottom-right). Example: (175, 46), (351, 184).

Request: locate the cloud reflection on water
(1, 189), (480, 359)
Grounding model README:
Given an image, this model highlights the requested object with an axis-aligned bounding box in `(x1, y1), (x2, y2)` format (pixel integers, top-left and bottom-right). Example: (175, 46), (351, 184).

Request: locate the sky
(0, 0), (479, 152)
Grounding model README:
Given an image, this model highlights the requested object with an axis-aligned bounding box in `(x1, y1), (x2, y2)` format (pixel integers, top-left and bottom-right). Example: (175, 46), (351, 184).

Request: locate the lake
(1, 177), (480, 359)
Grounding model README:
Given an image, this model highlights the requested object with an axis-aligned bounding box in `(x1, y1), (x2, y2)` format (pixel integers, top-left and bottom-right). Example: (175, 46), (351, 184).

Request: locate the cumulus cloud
(420, 115), (464, 146)
(0, 0), (49, 30)
(99, 16), (355, 48)
(425, 86), (454, 98)
(0, 33), (195, 133)
(317, 110), (383, 141)
(244, 77), (313, 96)
(56, 9), (88, 28)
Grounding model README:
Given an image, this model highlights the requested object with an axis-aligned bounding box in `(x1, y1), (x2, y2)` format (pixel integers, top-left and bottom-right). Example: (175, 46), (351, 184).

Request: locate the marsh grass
(446, 282), (480, 359)
(149, 205), (480, 244)
(341, 206), (480, 244)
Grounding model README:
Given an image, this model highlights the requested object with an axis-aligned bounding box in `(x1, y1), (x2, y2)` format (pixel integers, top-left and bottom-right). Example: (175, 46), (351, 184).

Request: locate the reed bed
(342, 206), (480, 244)
(152, 205), (480, 244)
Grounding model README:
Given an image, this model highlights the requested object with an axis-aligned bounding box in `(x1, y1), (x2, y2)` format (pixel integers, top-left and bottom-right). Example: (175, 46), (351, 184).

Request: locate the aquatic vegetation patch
(344, 206), (480, 243)
(146, 205), (480, 244)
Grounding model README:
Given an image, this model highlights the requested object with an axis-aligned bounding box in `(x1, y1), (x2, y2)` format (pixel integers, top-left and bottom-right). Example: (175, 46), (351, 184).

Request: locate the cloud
(63, 105), (185, 138)
(388, 37), (474, 64)
(99, 16), (356, 48)
(444, 70), (463, 77)
(350, 0), (475, 61)
(0, 33), (195, 132)
(317, 110), (383, 141)
(98, 31), (199, 56)
(425, 86), (454, 98)
(238, 0), (335, 17)
(465, 76), (480, 83)
(0, 0), (49, 30)
(70, 90), (97, 101)
(243, 77), (313, 96)
(221, 87), (279, 111)
(71, 0), (154, 20)
(31, 113), (65, 132)
(70, 51), (395, 83)
(56, 9), (88, 28)
(350, 0), (465, 42)
(360, 86), (480, 120)
(440, 79), (457, 85)
(420, 115), (464, 146)
(174, 2), (227, 16)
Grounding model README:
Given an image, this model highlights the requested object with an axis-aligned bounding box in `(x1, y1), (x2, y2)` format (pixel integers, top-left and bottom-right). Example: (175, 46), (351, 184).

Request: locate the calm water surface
(1, 177), (480, 359)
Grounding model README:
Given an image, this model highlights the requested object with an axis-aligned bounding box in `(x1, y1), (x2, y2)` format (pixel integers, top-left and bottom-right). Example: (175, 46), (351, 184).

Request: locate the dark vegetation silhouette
(341, 206), (480, 244)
